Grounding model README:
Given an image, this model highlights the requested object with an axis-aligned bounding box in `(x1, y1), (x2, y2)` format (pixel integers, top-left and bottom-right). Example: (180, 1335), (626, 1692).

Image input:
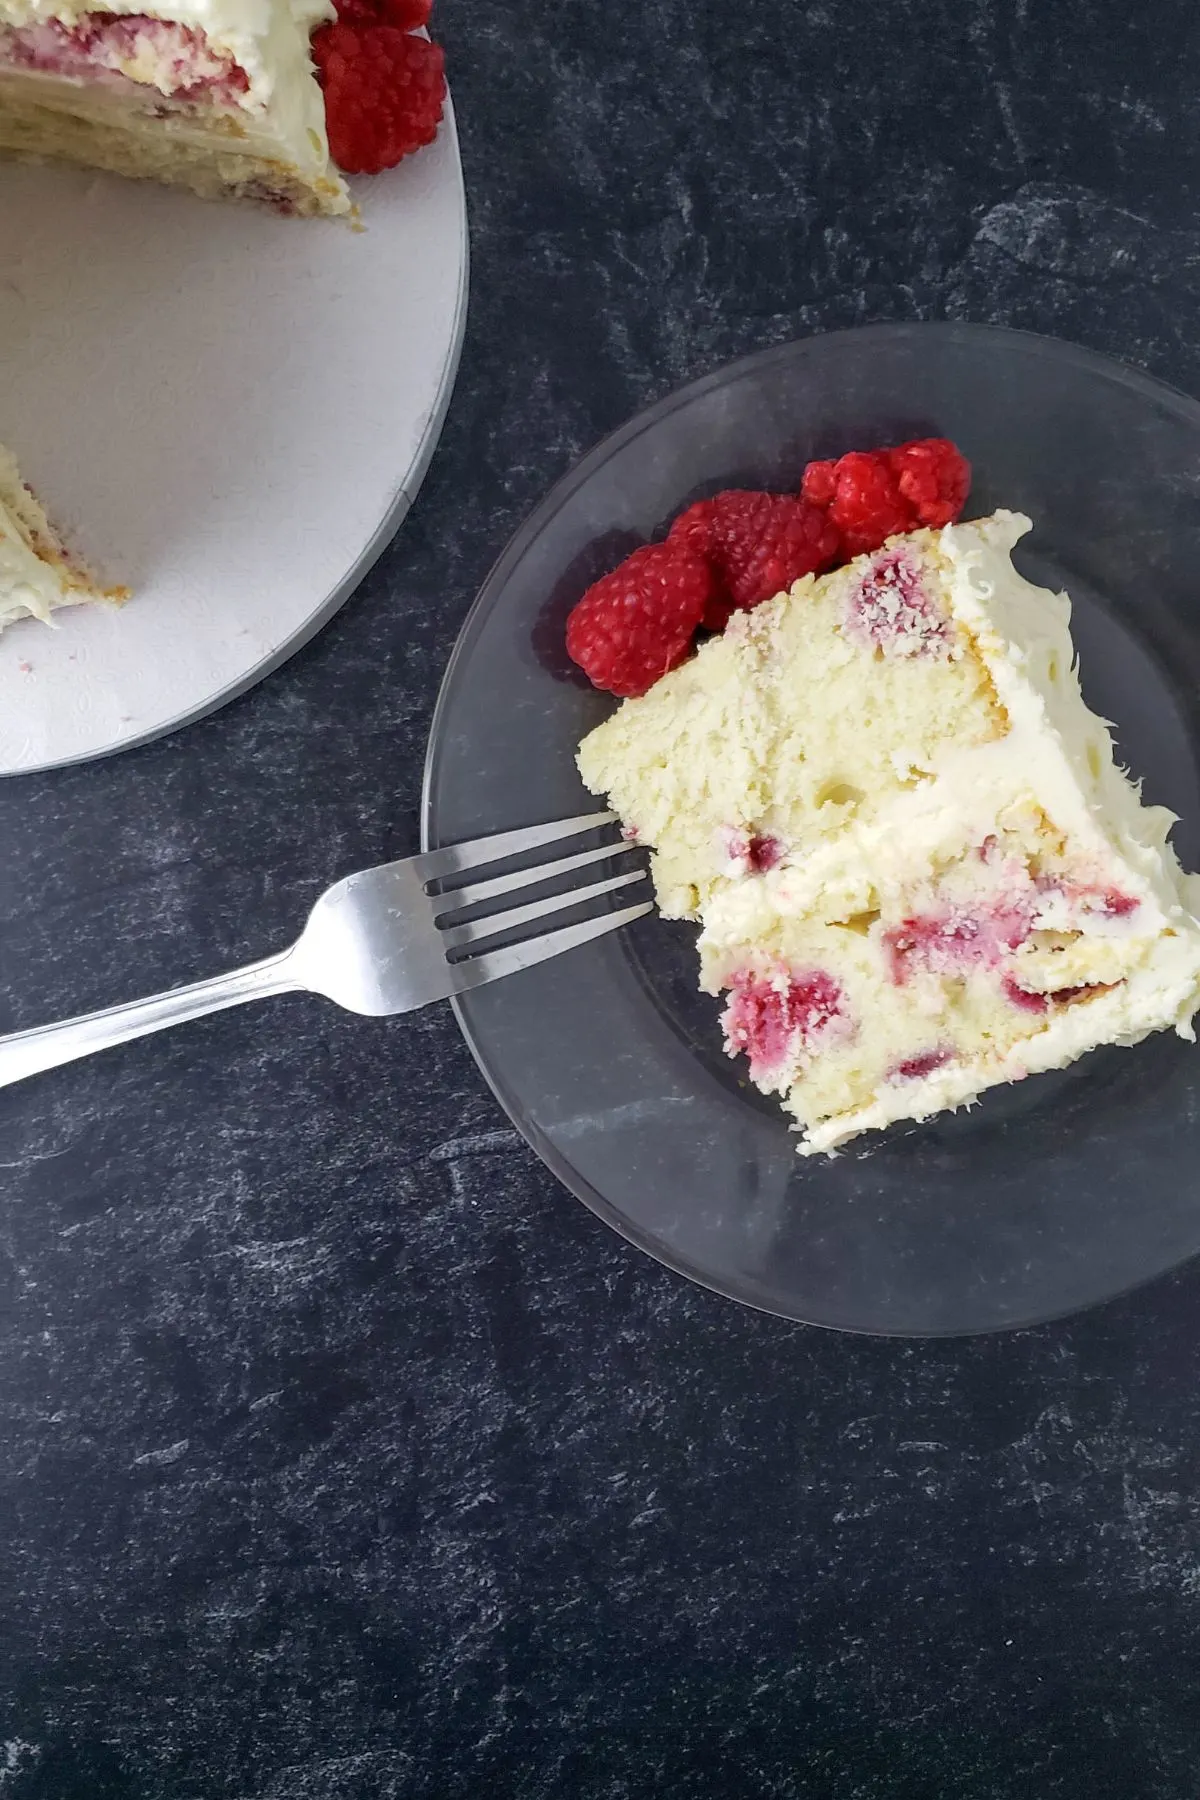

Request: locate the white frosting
(727, 515), (1200, 1150)
(942, 513), (1188, 905)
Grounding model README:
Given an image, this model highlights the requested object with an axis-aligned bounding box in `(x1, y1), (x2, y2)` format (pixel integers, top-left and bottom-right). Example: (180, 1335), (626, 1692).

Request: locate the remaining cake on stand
(579, 512), (1200, 1153)
(0, 0), (351, 214)
(0, 441), (127, 632)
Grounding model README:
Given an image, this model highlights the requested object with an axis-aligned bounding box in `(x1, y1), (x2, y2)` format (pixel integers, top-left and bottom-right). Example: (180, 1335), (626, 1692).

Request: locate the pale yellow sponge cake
(578, 511), (1200, 1154)
(0, 440), (127, 631)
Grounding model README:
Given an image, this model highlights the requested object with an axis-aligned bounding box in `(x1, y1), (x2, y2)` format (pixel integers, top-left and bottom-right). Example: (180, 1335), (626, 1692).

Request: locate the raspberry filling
(884, 899), (1033, 985)
(1029, 876), (1141, 933)
(1002, 977), (1116, 1014)
(888, 1047), (954, 1082)
(886, 871), (1139, 1015)
(721, 967), (847, 1082)
(722, 829), (784, 875)
(1075, 886), (1139, 921)
(0, 13), (250, 105)
(846, 548), (951, 658)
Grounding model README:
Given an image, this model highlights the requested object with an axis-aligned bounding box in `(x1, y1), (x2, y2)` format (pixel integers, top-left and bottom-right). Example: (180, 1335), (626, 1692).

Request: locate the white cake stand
(0, 98), (468, 775)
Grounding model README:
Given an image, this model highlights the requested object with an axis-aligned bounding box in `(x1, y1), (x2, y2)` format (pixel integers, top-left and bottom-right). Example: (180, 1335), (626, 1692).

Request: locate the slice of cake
(578, 511), (1200, 1154)
(0, 440), (127, 630)
(0, 0), (351, 215)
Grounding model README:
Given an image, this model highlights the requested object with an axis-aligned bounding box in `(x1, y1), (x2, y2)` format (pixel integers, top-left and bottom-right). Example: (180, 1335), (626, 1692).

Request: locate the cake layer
(0, 441), (127, 629)
(0, 0), (350, 214)
(578, 512), (1200, 1153)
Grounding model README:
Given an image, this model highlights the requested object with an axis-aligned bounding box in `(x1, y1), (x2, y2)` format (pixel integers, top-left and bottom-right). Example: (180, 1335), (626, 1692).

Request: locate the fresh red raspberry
(886, 438), (971, 528)
(697, 593), (736, 633)
(669, 491), (840, 613)
(565, 543), (713, 697)
(816, 452), (912, 558)
(331, 0), (431, 25)
(799, 459), (838, 508)
(800, 438), (972, 555)
(666, 498), (715, 562)
(665, 499), (731, 628)
(313, 19), (445, 173)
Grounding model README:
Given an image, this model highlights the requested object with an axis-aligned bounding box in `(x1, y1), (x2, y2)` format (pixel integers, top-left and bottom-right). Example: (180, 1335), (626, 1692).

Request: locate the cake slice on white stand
(0, 0), (350, 214)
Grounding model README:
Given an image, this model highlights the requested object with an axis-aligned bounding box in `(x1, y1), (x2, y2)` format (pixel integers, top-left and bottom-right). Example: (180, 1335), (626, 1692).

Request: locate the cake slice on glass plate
(0, 0), (446, 214)
(0, 440), (127, 632)
(578, 510), (1200, 1154)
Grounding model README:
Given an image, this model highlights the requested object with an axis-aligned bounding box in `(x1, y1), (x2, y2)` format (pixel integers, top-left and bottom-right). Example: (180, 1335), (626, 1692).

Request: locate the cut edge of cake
(0, 441), (129, 631)
(578, 511), (1200, 1155)
(0, 0), (352, 217)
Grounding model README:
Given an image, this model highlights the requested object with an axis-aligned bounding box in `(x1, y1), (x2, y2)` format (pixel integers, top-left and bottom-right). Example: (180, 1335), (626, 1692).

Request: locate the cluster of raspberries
(313, 0), (445, 175)
(566, 438), (971, 698)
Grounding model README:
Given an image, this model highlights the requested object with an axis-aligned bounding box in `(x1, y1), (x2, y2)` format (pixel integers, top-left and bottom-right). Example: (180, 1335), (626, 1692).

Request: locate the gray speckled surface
(4, 1), (1200, 1794)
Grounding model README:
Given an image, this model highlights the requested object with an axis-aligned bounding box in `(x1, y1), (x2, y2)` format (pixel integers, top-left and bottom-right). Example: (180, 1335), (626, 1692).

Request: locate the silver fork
(0, 812), (651, 1090)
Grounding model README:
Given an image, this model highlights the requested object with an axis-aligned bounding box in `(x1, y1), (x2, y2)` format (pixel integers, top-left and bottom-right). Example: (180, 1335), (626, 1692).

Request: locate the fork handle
(0, 950), (300, 1090)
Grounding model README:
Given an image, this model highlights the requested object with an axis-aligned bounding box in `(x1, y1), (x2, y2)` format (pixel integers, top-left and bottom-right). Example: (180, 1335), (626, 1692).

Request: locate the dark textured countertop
(5, 2), (1200, 1795)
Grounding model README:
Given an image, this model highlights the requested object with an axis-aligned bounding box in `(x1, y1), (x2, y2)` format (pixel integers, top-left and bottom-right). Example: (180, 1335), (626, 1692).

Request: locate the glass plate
(422, 323), (1200, 1335)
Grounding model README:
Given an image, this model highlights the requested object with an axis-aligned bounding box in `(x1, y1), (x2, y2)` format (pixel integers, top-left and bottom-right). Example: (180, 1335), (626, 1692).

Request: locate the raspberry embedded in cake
(721, 829), (785, 876)
(846, 546), (951, 658)
(1076, 886), (1139, 922)
(887, 1048), (954, 1083)
(721, 966), (849, 1086)
(883, 895), (1034, 984)
(1002, 976), (1113, 1015)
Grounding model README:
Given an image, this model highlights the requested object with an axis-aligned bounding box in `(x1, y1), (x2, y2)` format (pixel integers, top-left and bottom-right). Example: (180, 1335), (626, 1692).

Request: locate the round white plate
(0, 98), (468, 775)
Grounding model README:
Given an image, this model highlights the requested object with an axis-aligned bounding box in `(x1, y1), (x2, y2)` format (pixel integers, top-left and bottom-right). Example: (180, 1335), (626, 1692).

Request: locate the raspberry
(666, 498), (715, 562)
(884, 900), (1033, 986)
(1003, 978), (1112, 1013)
(799, 459), (838, 508)
(817, 451), (912, 558)
(331, 0), (431, 25)
(1003, 977), (1050, 1014)
(313, 19), (445, 174)
(848, 547), (951, 657)
(565, 543), (713, 697)
(669, 490), (840, 613)
(722, 830), (785, 875)
(721, 967), (847, 1083)
(800, 439), (972, 556)
(888, 1047), (953, 1082)
(699, 593), (738, 634)
(886, 439), (971, 529)
(746, 834), (784, 873)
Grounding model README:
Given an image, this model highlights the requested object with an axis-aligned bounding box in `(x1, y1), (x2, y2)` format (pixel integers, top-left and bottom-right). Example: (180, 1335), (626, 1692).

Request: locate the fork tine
(434, 838), (642, 914)
(417, 811), (616, 883)
(449, 901), (654, 993)
(441, 867), (649, 951)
